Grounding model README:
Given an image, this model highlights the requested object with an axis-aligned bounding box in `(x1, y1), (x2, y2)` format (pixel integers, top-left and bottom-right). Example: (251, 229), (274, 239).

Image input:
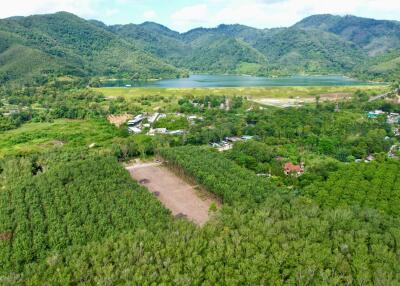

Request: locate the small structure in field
(368, 110), (386, 119)
(365, 154), (375, 162)
(128, 114), (145, 127)
(148, 113), (160, 124)
(148, 128), (167, 136)
(168, 130), (185, 135)
(128, 126), (142, 134)
(241, 135), (254, 141)
(225, 136), (242, 143)
(387, 113), (400, 124)
(283, 162), (304, 176)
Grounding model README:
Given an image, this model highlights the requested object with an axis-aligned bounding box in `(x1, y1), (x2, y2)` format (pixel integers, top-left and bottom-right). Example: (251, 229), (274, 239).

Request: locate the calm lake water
(102, 74), (376, 88)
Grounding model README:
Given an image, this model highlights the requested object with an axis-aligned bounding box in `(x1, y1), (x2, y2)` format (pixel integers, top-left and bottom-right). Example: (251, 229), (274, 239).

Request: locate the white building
(128, 126), (142, 134)
(148, 128), (167, 136)
(128, 114), (145, 126)
(148, 113), (160, 124)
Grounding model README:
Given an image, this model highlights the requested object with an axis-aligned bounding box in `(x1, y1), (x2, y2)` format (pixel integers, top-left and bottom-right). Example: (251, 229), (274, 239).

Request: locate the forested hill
(0, 12), (183, 84)
(1, 12), (400, 84)
(294, 14), (400, 56)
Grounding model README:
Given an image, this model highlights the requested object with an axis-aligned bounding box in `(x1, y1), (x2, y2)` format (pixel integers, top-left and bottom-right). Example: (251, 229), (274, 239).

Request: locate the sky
(1, 0), (400, 32)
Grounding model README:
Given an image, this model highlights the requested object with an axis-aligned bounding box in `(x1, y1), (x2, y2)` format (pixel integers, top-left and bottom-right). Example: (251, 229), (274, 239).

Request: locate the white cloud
(1, 0), (400, 32)
(169, 0), (400, 32)
(0, 0), (98, 19)
(143, 10), (157, 20)
(171, 4), (209, 31)
(106, 8), (119, 17)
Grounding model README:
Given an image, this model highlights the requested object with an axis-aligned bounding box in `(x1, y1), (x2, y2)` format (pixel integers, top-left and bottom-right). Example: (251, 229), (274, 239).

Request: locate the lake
(102, 74), (377, 88)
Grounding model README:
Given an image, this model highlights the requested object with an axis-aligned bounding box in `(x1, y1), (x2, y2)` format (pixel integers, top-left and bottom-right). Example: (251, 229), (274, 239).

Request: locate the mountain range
(0, 12), (400, 84)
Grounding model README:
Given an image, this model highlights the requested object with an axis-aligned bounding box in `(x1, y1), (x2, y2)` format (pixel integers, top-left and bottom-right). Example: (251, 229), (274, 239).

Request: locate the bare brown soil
(107, 113), (132, 127)
(126, 162), (218, 226)
(253, 93), (353, 107)
(0, 231), (12, 241)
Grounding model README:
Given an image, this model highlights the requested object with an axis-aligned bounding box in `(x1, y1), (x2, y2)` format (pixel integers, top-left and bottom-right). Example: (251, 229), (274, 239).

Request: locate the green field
(94, 85), (389, 99)
(0, 119), (123, 157)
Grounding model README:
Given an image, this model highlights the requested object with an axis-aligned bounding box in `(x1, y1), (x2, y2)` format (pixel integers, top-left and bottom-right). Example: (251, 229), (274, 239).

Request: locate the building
(168, 130), (184, 135)
(367, 110), (386, 119)
(241, 135), (254, 140)
(128, 114), (145, 126)
(365, 154), (375, 162)
(387, 113), (400, 124)
(225, 136), (242, 143)
(148, 113), (159, 124)
(128, 126), (142, 134)
(283, 162), (304, 176)
(148, 128), (167, 136)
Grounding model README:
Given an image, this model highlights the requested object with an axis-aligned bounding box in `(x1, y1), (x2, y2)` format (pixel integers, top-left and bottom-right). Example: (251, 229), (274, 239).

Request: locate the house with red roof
(283, 162), (304, 176)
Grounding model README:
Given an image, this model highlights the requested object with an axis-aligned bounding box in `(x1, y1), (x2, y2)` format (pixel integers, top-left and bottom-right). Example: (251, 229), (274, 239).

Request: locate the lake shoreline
(100, 74), (384, 89)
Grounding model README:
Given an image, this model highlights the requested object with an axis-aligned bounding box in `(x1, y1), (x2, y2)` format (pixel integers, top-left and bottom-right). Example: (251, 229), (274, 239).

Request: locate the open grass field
(0, 119), (123, 157)
(94, 85), (389, 99)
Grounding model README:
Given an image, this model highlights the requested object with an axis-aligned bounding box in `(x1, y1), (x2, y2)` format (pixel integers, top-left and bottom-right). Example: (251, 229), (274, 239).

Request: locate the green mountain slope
(294, 14), (400, 56)
(0, 12), (182, 84)
(109, 22), (187, 62)
(113, 23), (269, 75)
(1, 12), (400, 84)
(181, 33), (269, 74)
(354, 49), (400, 81)
(251, 27), (365, 74)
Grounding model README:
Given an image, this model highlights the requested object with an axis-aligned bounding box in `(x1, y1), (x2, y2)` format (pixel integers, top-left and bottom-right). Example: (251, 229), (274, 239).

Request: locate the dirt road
(252, 92), (352, 107)
(126, 162), (217, 226)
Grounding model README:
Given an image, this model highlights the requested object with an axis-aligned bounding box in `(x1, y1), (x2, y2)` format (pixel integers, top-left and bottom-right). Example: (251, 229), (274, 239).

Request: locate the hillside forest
(1, 12), (400, 85)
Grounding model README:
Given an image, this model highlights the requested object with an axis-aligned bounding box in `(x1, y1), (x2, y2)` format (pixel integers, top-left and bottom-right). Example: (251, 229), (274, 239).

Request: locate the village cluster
(209, 135), (254, 151)
(367, 110), (400, 159)
(127, 112), (202, 136)
(368, 109), (400, 135)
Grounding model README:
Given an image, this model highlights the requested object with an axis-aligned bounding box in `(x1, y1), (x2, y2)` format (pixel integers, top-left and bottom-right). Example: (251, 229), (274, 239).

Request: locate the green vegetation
(0, 82), (399, 284)
(0, 12), (182, 85)
(94, 85), (388, 99)
(303, 161), (400, 216)
(244, 103), (397, 162)
(0, 119), (123, 157)
(0, 154), (170, 275)
(1, 12), (400, 84)
(159, 146), (276, 204)
(1, 11), (400, 282)
(11, 195), (400, 285)
(154, 115), (189, 130)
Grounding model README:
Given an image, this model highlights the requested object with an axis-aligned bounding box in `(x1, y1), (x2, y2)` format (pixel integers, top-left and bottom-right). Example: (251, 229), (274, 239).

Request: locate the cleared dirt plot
(126, 162), (218, 226)
(253, 92), (353, 107)
(107, 113), (132, 127)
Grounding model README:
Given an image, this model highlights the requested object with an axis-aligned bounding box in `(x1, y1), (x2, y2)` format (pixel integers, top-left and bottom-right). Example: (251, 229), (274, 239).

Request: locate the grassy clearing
(94, 85), (389, 99)
(0, 119), (123, 157)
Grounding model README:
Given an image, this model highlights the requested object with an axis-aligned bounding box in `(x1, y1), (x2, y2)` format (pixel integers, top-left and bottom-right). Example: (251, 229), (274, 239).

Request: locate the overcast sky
(1, 0), (400, 32)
